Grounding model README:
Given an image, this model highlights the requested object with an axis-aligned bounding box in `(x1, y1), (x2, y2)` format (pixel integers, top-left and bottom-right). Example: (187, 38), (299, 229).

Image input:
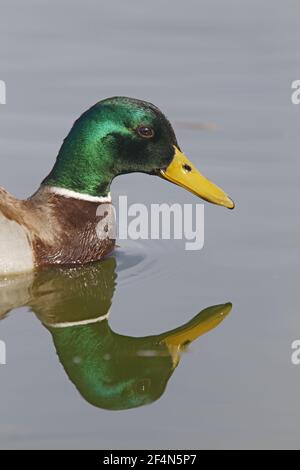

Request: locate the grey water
(0, 0), (300, 450)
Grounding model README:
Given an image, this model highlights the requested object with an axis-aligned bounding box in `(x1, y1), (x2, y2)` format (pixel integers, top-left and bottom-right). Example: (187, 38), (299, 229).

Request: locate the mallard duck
(0, 97), (234, 275)
(0, 257), (232, 410)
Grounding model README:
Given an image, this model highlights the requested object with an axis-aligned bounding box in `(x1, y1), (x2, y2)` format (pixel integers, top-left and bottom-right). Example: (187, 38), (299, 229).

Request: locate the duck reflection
(0, 258), (232, 410)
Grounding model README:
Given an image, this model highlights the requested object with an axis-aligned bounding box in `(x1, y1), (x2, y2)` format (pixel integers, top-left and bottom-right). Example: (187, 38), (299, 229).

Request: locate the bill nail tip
(228, 199), (235, 210)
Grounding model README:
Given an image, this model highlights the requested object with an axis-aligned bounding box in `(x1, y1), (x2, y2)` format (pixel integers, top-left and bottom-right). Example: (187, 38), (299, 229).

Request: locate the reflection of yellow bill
(160, 146), (235, 209)
(162, 303), (232, 366)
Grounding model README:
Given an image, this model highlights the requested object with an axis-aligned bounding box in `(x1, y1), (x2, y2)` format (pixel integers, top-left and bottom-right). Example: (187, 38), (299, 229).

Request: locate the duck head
(43, 97), (234, 208)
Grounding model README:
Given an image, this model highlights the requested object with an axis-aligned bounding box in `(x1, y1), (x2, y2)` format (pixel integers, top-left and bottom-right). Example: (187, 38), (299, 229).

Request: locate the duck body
(0, 96), (234, 276)
(0, 186), (115, 275)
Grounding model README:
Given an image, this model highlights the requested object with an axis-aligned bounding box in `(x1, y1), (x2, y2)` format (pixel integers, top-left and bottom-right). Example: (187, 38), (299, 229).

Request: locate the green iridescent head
(43, 96), (234, 208)
(43, 96), (178, 197)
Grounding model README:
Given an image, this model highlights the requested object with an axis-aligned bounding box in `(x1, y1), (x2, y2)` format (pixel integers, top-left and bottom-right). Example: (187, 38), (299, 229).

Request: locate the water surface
(0, 0), (300, 449)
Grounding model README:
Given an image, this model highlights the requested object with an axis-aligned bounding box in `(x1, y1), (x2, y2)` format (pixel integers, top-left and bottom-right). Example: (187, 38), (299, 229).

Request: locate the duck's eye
(137, 126), (154, 139)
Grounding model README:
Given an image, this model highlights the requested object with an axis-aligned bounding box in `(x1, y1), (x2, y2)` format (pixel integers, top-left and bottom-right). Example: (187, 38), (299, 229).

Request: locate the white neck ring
(47, 186), (111, 203)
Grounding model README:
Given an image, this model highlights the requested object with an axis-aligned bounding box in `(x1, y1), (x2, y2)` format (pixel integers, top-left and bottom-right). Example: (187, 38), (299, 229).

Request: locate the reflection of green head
(30, 257), (175, 410)
(45, 304), (232, 411)
(48, 321), (174, 410)
(0, 256), (232, 411)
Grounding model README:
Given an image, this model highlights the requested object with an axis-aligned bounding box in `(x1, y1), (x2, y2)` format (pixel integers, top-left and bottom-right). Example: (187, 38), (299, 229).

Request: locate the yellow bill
(160, 146), (235, 209)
